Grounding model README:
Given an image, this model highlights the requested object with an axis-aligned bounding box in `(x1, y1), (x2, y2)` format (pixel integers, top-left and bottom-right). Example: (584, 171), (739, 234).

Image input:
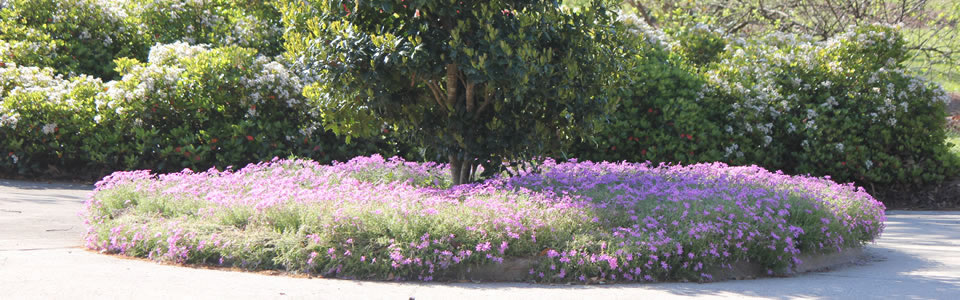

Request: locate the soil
(868, 178), (960, 210)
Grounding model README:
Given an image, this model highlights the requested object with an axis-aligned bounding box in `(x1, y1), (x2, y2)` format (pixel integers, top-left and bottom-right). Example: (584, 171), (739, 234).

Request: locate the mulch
(869, 178), (960, 210)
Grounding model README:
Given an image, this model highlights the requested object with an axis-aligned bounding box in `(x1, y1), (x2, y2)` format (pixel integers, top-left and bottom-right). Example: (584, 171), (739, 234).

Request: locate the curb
(709, 247), (864, 280)
(440, 248), (865, 282)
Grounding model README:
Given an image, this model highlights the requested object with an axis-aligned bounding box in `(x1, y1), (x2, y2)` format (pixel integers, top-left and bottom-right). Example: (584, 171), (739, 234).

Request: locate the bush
(666, 23), (727, 68)
(0, 33), (60, 70)
(580, 24), (956, 187)
(568, 26), (727, 165)
(0, 64), (105, 173)
(128, 0), (284, 57)
(0, 0), (149, 79)
(102, 42), (391, 172)
(83, 156), (885, 282)
(1, 43), (394, 177)
(706, 24), (957, 185)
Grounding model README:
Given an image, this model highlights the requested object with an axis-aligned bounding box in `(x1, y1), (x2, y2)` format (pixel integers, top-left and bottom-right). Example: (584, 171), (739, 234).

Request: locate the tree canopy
(282, 0), (627, 184)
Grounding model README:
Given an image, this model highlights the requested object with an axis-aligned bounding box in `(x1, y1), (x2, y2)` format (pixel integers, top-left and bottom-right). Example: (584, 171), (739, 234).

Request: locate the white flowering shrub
(0, 33), (59, 70)
(706, 24), (957, 184)
(0, 0), (149, 79)
(0, 64), (106, 172)
(580, 24), (956, 186)
(103, 43), (385, 172)
(128, 0), (284, 57)
(2, 43), (394, 176)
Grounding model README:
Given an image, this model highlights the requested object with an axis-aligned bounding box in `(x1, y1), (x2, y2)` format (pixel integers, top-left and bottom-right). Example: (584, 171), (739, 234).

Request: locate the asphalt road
(2, 179), (959, 300)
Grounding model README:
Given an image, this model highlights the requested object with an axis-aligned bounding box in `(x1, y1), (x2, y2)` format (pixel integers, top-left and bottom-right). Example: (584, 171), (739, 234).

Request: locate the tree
(281, 0), (625, 185)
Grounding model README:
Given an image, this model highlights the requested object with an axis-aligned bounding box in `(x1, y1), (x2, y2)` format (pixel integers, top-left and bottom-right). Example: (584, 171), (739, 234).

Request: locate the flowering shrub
(0, 0), (149, 79)
(1, 43), (393, 176)
(100, 42), (388, 172)
(707, 24), (957, 185)
(84, 155), (885, 282)
(0, 33), (60, 70)
(127, 0), (284, 56)
(584, 24), (957, 186)
(0, 64), (106, 173)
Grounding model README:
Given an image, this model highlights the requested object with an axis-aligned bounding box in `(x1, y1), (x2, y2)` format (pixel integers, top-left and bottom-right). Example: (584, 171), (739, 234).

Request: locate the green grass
(948, 131), (960, 156)
(903, 25), (960, 93)
(905, 58), (960, 93)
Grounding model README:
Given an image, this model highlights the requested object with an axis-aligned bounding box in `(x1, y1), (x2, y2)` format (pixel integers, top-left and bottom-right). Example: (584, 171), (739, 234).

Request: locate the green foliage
(706, 24), (958, 185)
(0, 33), (60, 69)
(0, 43), (394, 176)
(580, 24), (958, 186)
(280, 0), (625, 184)
(104, 43), (395, 171)
(127, 0), (285, 56)
(568, 28), (726, 164)
(0, 0), (149, 79)
(666, 23), (727, 67)
(0, 65), (104, 173)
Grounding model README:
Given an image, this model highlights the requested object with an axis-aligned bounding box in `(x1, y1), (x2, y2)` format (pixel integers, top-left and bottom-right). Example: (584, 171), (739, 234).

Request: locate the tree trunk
(449, 154), (462, 186)
(460, 157), (472, 184)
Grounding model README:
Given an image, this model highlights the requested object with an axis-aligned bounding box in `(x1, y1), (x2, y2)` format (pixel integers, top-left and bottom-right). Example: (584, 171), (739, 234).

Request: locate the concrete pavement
(2, 179), (959, 299)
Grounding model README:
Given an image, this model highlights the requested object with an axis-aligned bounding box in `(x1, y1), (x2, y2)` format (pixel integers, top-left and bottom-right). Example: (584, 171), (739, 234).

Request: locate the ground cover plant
(84, 155), (885, 282)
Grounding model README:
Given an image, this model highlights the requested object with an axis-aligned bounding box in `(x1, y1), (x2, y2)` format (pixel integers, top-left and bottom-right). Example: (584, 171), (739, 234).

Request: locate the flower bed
(83, 155), (885, 282)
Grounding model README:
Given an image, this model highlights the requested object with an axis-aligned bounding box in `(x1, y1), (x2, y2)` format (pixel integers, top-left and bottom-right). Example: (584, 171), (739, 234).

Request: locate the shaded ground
(2, 180), (960, 299)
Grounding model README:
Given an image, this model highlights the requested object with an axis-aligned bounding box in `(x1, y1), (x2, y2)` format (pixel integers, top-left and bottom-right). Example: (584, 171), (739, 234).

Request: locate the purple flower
(476, 242), (492, 252)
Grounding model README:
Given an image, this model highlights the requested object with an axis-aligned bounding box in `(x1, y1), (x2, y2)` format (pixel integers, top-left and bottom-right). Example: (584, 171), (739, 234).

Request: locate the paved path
(2, 180), (959, 299)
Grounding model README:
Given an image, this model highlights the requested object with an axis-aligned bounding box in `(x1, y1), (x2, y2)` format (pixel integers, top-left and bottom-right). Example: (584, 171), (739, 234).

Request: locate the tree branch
(425, 80), (446, 111)
(624, 0), (657, 28)
(477, 90), (493, 115)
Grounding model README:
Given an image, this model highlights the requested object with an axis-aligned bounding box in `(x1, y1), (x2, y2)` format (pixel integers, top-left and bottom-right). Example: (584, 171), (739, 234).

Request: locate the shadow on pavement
(0, 179), (93, 191)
